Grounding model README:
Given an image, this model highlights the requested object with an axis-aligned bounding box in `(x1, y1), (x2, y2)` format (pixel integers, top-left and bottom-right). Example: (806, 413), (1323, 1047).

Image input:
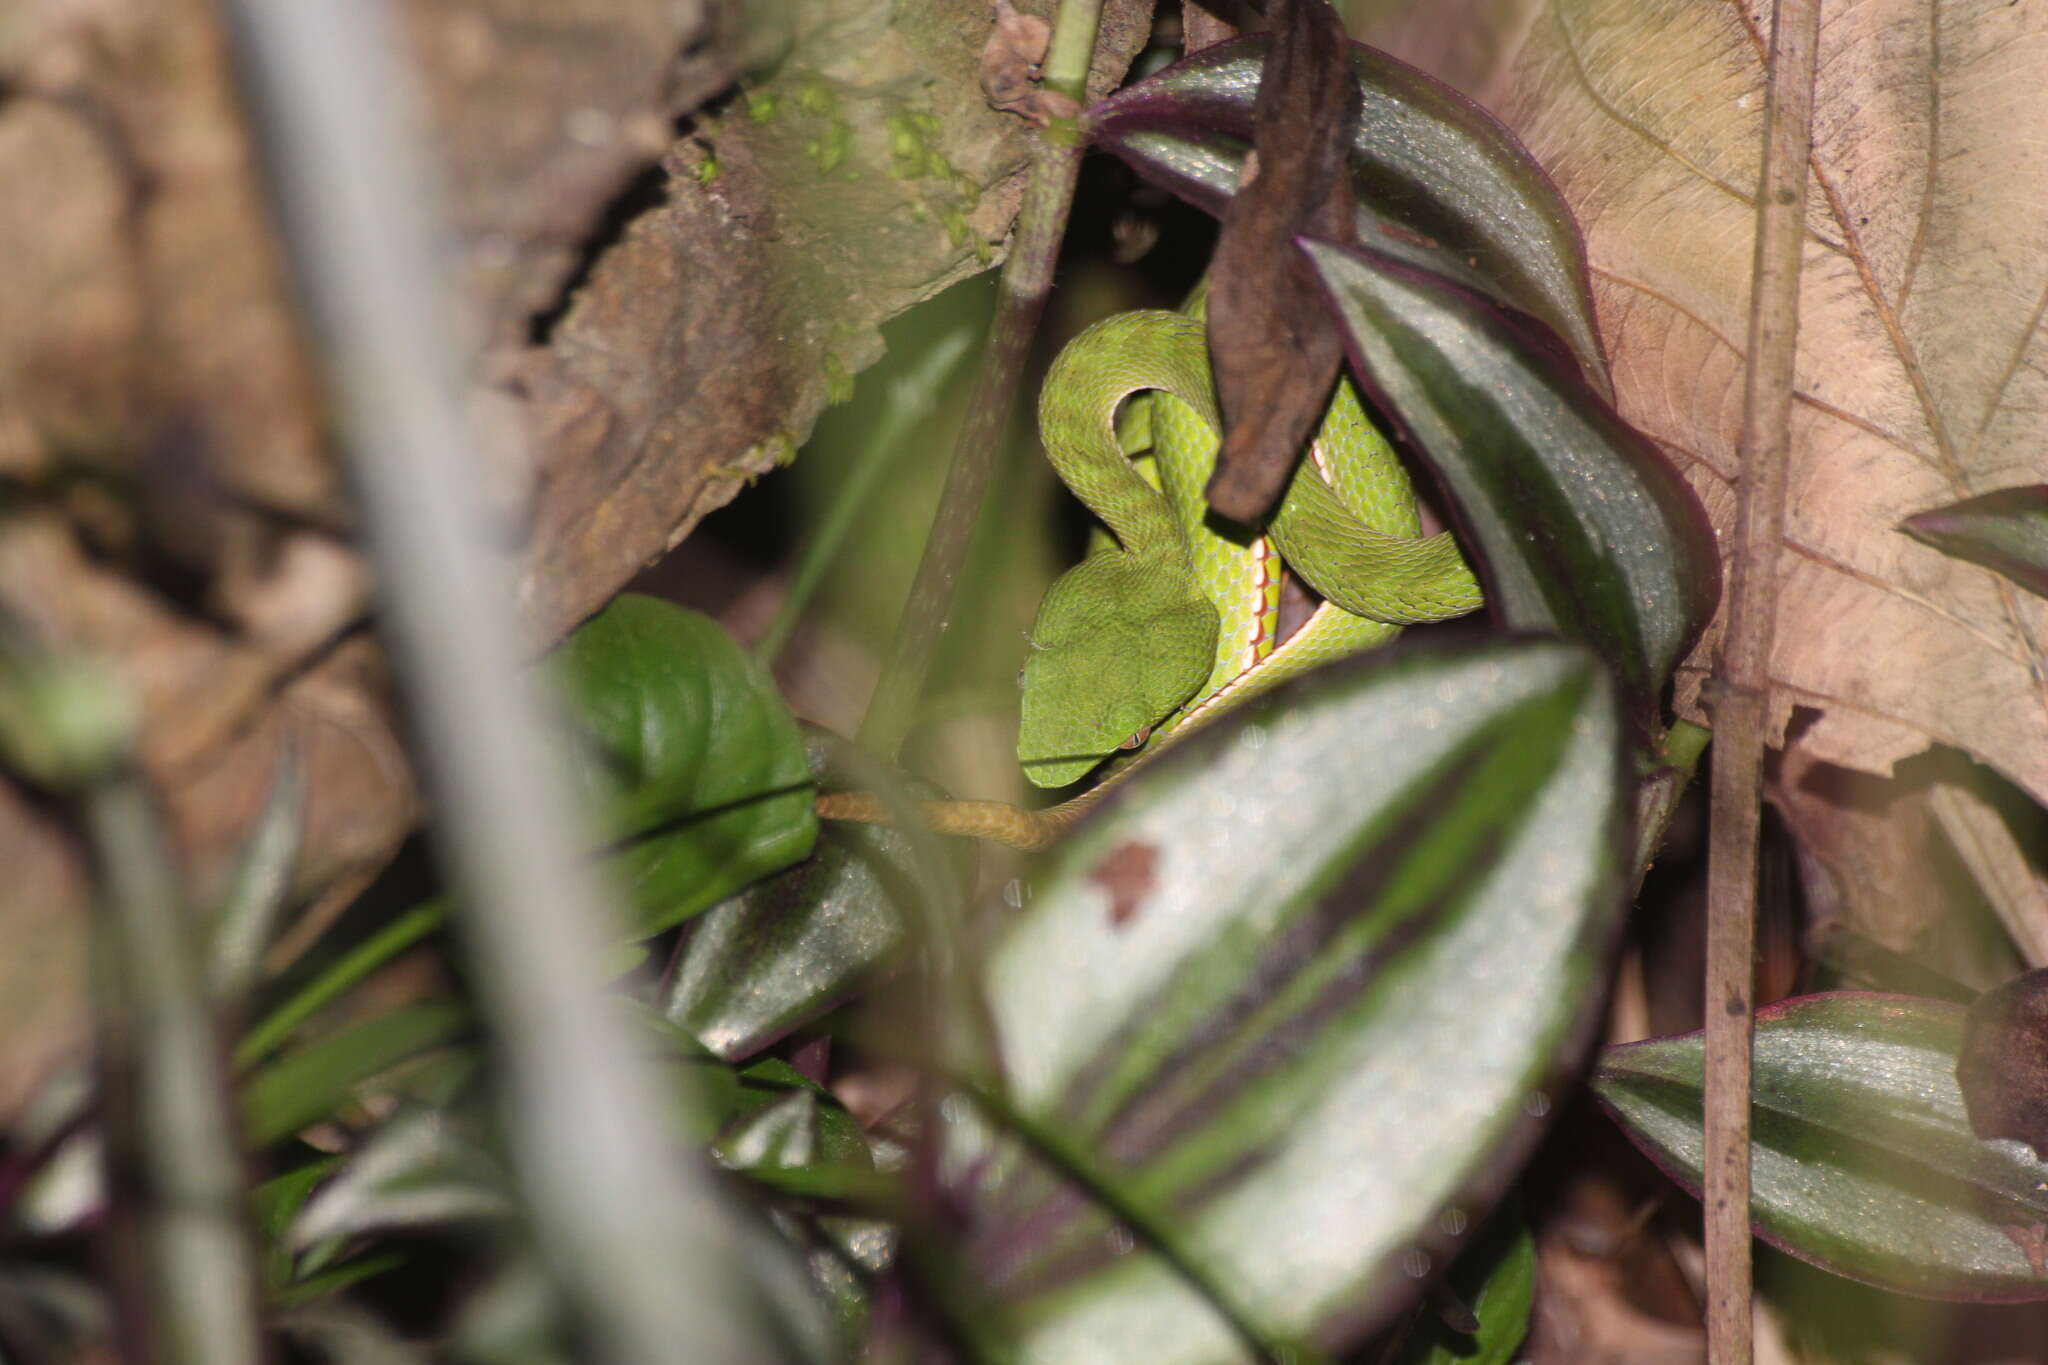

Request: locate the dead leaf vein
(1789, 391), (1946, 478)
(1591, 267), (1944, 483)
(1894, 0), (1942, 318)
(1553, 5), (1755, 211)
(1964, 272), (2048, 471)
(1780, 539), (2028, 666)
(1677, 663), (1996, 765)
(1730, 0), (1965, 486)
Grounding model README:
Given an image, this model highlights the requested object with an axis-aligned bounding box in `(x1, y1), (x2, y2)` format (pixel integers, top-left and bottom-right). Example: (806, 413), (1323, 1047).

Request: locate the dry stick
(1705, 2), (1820, 1361)
(858, 0), (1107, 759)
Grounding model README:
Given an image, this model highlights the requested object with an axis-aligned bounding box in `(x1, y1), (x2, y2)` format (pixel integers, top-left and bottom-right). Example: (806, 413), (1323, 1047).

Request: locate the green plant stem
(857, 0), (1107, 759)
(756, 328), (977, 668)
(88, 773), (265, 1365)
(1704, 2), (1820, 1361)
(234, 900), (446, 1069)
(1632, 719), (1709, 892)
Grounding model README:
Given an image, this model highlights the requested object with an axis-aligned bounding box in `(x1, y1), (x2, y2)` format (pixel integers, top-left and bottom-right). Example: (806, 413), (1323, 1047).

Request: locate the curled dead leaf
(1203, 0), (1359, 523)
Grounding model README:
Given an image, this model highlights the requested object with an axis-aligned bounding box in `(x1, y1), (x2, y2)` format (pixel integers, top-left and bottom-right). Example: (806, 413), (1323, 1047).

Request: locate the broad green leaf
(1386, 1207), (1534, 1365)
(552, 594), (816, 935)
(664, 729), (972, 1061)
(1308, 241), (1718, 735)
(1596, 991), (2048, 1301)
(1902, 487), (2048, 602)
(946, 638), (1627, 1362)
(242, 1004), (467, 1146)
(1084, 35), (1606, 389)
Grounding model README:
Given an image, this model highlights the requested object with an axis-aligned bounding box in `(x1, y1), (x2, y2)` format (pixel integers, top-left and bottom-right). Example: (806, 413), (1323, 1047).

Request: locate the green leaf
(1307, 241), (1718, 735)
(254, 1158), (342, 1247)
(718, 1059), (875, 1177)
(1386, 1207), (1534, 1365)
(290, 1106), (513, 1251)
(271, 1254), (407, 1309)
(253, 1157), (342, 1290)
(242, 1004), (468, 1146)
(1901, 486), (2048, 601)
(1595, 991), (2048, 1301)
(1084, 35), (1607, 389)
(664, 729), (972, 1061)
(552, 594), (816, 935)
(209, 746), (305, 999)
(947, 638), (1628, 1361)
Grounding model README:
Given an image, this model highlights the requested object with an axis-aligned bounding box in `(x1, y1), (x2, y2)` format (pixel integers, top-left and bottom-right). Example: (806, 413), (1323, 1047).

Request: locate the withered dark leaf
(1956, 967), (2048, 1158)
(1203, 0), (1359, 523)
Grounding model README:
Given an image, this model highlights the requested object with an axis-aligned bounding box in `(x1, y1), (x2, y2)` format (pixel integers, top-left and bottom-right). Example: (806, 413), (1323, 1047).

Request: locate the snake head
(1016, 553), (1216, 789)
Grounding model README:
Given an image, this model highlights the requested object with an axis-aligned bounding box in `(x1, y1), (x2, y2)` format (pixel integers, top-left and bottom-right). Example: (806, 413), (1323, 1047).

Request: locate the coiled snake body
(1016, 309), (1480, 789)
(818, 308), (1481, 849)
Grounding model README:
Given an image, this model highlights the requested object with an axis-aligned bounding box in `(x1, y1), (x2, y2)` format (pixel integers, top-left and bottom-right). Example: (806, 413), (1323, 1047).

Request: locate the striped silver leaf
(945, 638), (1627, 1363)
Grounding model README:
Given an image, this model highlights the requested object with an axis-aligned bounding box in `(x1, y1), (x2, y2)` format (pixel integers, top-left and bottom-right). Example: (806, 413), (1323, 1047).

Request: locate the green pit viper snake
(818, 307), (1481, 849)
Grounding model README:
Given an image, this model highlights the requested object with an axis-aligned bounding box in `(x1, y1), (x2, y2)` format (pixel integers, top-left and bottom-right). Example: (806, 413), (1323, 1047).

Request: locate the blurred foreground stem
(221, 2), (795, 1359)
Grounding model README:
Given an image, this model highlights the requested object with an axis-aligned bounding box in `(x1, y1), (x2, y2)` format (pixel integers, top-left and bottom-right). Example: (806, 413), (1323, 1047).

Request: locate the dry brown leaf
(980, 0), (1058, 122)
(1354, 0), (2048, 945)
(1204, 0), (1359, 522)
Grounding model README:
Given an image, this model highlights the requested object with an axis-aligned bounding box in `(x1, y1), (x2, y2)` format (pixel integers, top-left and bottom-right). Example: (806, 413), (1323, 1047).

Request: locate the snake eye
(1117, 724), (1152, 751)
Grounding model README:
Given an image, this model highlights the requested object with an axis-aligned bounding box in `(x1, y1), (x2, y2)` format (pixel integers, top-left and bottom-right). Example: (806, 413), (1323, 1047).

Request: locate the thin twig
(858, 0), (1108, 759)
(218, 4), (792, 1360)
(1704, 3), (1820, 1361)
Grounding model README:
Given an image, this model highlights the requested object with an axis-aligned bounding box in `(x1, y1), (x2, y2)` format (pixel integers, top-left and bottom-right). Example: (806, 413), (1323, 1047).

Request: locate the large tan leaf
(1355, 0), (2048, 917)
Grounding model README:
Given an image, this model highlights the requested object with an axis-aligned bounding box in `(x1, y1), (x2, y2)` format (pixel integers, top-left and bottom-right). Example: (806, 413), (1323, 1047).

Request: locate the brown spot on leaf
(1957, 968), (2048, 1158)
(1090, 840), (1160, 928)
